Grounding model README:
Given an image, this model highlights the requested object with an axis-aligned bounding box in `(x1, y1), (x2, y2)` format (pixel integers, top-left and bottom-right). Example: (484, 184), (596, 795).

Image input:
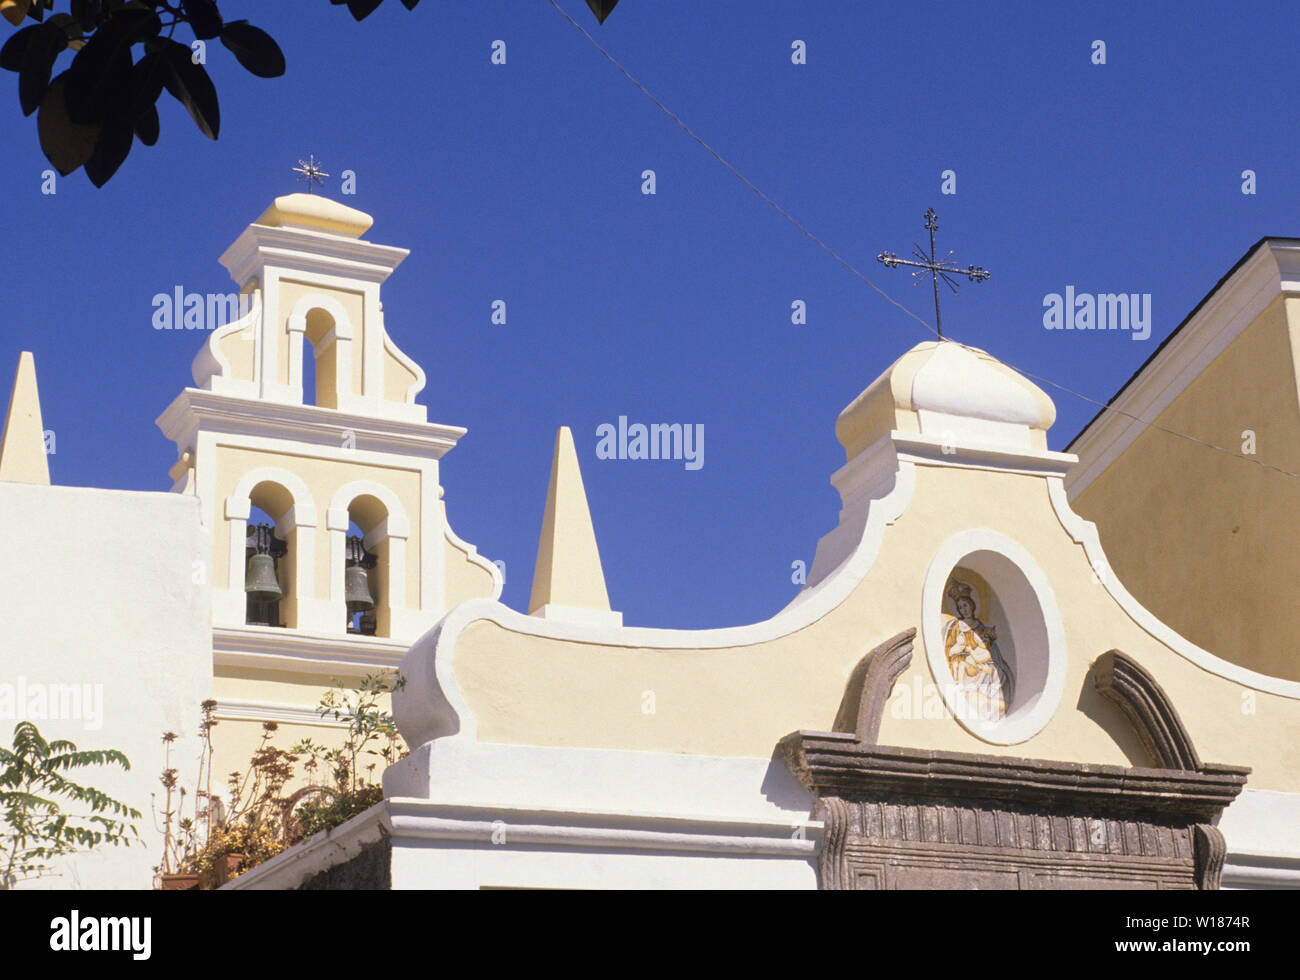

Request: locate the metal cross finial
(291, 155), (329, 194)
(876, 208), (990, 338)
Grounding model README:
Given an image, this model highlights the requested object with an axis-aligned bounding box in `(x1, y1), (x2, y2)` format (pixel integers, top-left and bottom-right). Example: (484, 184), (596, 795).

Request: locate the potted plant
(290, 672), (407, 840)
(153, 672), (408, 888)
(192, 725), (299, 887)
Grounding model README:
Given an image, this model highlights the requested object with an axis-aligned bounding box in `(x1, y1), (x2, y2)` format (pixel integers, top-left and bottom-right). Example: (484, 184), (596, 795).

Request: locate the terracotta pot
(200, 852), (247, 889)
(215, 852), (245, 885)
(159, 873), (200, 891)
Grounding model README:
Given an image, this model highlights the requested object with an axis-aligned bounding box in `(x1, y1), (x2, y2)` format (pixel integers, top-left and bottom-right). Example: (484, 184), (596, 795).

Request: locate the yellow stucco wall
(211, 669), (400, 797)
(1073, 295), (1300, 682)
(449, 463), (1300, 791)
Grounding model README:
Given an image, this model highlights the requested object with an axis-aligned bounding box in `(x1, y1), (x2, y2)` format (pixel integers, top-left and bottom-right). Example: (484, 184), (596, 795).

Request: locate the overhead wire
(548, 0), (1299, 483)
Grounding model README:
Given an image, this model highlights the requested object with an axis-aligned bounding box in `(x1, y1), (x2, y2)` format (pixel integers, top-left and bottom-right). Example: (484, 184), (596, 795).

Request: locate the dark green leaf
(70, 0), (103, 34)
(128, 49), (164, 122)
(37, 71), (100, 174)
(182, 0), (222, 41)
(133, 105), (159, 144)
(85, 118), (131, 186)
(111, 8), (163, 42)
(161, 39), (219, 139)
(62, 31), (105, 123)
(219, 21), (284, 79)
(586, 0), (619, 24)
(63, 8), (160, 125)
(18, 21), (65, 116)
(345, 0), (384, 22)
(0, 24), (38, 72)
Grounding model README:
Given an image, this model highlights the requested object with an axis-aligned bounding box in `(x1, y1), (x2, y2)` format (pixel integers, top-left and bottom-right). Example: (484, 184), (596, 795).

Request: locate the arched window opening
(245, 504), (286, 627)
(303, 308), (340, 409)
(300, 329), (317, 407)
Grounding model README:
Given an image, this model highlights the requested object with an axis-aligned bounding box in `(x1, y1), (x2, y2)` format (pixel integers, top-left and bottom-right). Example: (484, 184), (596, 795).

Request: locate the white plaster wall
(1218, 789), (1300, 888)
(383, 739), (814, 822)
(0, 483), (212, 890)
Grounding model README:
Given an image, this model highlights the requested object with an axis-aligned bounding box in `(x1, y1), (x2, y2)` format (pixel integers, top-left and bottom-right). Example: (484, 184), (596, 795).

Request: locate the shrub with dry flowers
(153, 672), (407, 887)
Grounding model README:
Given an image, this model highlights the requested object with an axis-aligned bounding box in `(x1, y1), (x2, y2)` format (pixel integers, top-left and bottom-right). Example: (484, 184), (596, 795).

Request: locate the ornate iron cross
(291, 155), (329, 194)
(876, 208), (990, 338)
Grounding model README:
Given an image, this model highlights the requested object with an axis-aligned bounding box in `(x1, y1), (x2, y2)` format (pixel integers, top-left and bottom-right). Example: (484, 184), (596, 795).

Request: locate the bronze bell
(345, 563), (375, 614)
(345, 535), (376, 614)
(245, 552), (283, 602)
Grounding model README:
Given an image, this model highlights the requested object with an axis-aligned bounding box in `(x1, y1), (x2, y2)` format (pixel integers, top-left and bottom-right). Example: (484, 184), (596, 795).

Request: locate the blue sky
(1, 1), (1295, 629)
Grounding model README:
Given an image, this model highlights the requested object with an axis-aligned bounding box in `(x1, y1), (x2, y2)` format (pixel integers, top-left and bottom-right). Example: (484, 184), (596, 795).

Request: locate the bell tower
(157, 192), (500, 762)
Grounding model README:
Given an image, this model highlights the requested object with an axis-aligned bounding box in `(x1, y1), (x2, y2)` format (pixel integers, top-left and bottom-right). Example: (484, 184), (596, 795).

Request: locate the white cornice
(212, 697), (348, 728)
(828, 434), (1076, 519)
(219, 223), (409, 288)
(156, 388), (466, 459)
(382, 799), (820, 857)
(213, 625), (409, 677)
(1066, 239), (1300, 498)
(892, 432), (1078, 477)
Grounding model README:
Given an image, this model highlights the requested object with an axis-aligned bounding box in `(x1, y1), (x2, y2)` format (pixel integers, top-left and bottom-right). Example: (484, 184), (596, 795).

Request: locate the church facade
(2, 195), (1296, 889)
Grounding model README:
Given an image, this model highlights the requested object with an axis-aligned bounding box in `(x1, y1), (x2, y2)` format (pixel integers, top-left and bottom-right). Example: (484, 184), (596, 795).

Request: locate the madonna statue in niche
(941, 580), (1013, 722)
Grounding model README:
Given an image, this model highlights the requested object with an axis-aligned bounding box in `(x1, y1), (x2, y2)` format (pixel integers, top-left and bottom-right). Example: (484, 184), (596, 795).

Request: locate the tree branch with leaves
(0, 0), (418, 186)
(0, 720), (140, 889)
(1, 1), (623, 186)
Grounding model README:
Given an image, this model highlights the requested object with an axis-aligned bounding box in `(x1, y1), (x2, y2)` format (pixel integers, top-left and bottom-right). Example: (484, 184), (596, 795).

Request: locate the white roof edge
(1066, 239), (1300, 498)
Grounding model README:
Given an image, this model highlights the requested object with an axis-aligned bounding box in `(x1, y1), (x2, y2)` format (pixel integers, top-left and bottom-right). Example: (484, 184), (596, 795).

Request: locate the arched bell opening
(344, 494), (392, 638)
(245, 502), (286, 627)
(327, 481), (408, 640)
(345, 519), (378, 636)
(243, 483), (302, 629)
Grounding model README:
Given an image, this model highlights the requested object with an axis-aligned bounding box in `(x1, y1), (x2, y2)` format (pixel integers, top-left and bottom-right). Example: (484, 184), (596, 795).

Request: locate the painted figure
(941, 580), (1013, 722)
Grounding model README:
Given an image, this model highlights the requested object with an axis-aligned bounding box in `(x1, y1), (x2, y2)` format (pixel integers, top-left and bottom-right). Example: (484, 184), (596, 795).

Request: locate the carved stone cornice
(781, 732), (1247, 826)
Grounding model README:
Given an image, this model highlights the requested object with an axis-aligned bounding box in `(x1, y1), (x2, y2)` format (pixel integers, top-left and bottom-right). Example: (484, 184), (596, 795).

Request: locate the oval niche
(921, 529), (1067, 745)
